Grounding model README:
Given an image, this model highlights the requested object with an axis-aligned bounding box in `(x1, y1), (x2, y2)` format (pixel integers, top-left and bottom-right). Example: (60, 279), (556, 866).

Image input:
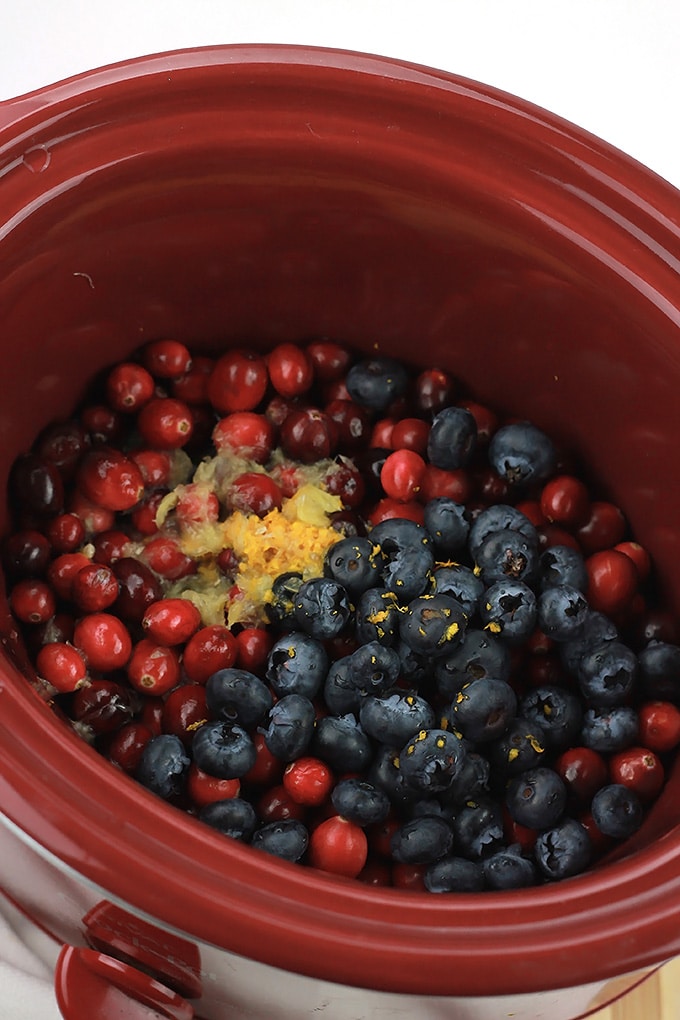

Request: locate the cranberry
(9, 579), (56, 623)
(171, 355), (214, 405)
(242, 731), (284, 786)
(458, 400), (498, 445)
(323, 462), (366, 509)
(140, 698), (164, 737)
(609, 746), (665, 801)
(112, 557), (164, 621)
(35, 642), (88, 693)
(554, 746), (609, 805)
(69, 491), (116, 536)
(614, 541), (651, 582)
(413, 368), (456, 414)
(73, 612), (132, 672)
(367, 498), (425, 526)
(540, 474), (591, 528)
(2, 529), (51, 578)
(308, 815), (368, 878)
(105, 362), (155, 413)
(130, 449), (173, 488)
(142, 598), (202, 646)
(182, 625), (238, 684)
(585, 548), (639, 616)
(207, 349), (268, 414)
(367, 816), (400, 859)
(9, 455), (64, 517)
(137, 397), (194, 450)
(140, 537), (197, 580)
(142, 338), (193, 379)
(370, 419), (395, 448)
(229, 472), (283, 517)
(514, 500), (546, 528)
(235, 627), (274, 674)
(46, 513), (86, 554)
(47, 552), (92, 601)
(175, 484), (220, 526)
(380, 449), (427, 502)
(257, 784), (307, 823)
(32, 613), (75, 648)
(127, 639), (181, 696)
(267, 342), (314, 398)
(325, 399), (371, 451)
(470, 466), (509, 505)
(280, 408), (338, 464)
(187, 763), (240, 807)
(390, 417), (430, 455)
(91, 530), (131, 565)
(35, 420), (90, 480)
(306, 340), (352, 382)
(577, 501), (627, 554)
(419, 465), (472, 503)
(392, 862), (427, 891)
(283, 757), (334, 807)
(162, 684), (208, 747)
(212, 412), (275, 463)
(71, 678), (137, 734)
(81, 404), (123, 446)
(71, 563), (119, 613)
(538, 524), (581, 552)
(107, 721), (154, 773)
(130, 490), (167, 536)
(638, 701), (680, 753)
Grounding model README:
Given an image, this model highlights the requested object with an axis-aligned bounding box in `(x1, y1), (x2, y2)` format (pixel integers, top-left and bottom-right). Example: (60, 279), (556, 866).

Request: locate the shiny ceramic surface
(1, 44), (680, 1017)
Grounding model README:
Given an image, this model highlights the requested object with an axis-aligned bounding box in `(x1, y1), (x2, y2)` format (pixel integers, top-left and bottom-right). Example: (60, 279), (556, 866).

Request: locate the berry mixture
(5, 338), (680, 893)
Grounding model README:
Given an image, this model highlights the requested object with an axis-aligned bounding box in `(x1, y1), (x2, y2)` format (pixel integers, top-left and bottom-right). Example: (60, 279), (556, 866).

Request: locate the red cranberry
(2, 529), (51, 578)
(370, 419), (395, 448)
(357, 859), (393, 887)
(9, 579), (55, 623)
(46, 513), (86, 553)
(585, 548), (638, 616)
(324, 462), (366, 510)
(235, 627), (274, 674)
(105, 362), (155, 413)
(458, 400), (498, 445)
(283, 757), (334, 807)
(130, 490), (168, 536)
(175, 484), (219, 526)
(540, 475), (591, 528)
(47, 551), (92, 600)
(413, 368), (456, 414)
(69, 491), (116, 536)
(10, 455), (64, 517)
(419, 465), (472, 503)
(171, 355), (214, 405)
(212, 412), (275, 463)
(306, 340), (352, 382)
(390, 417), (430, 455)
(182, 625), (238, 684)
(73, 612), (132, 672)
(325, 399), (371, 451)
(140, 537), (197, 580)
(137, 397), (194, 449)
(187, 763), (240, 807)
(367, 498), (425, 526)
(112, 557), (164, 621)
(142, 598), (202, 646)
(380, 449), (427, 503)
(142, 338), (193, 379)
(71, 678), (137, 734)
(71, 563), (119, 613)
(577, 501), (627, 554)
(130, 449), (173, 488)
(35, 642), (88, 693)
(392, 862), (427, 892)
(91, 530), (131, 566)
(229, 472), (283, 517)
(127, 639), (181, 696)
(35, 420), (90, 480)
(107, 721), (153, 773)
(554, 746), (608, 805)
(81, 404), (123, 446)
(308, 816), (368, 878)
(638, 702), (680, 753)
(257, 784), (307, 823)
(609, 746), (664, 801)
(207, 349), (268, 414)
(614, 541), (651, 582)
(280, 408), (338, 464)
(242, 731), (284, 786)
(267, 342), (314, 398)
(162, 685), (208, 747)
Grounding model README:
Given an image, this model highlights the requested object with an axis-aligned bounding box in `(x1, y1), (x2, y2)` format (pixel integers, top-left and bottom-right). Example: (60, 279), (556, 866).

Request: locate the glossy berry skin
(308, 816), (368, 878)
(140, 536), (196, 581)
(137, 397), (194, 449)
(424, 856), (485, 893)
(279, 409), (338, 464)
(107, 722), (153, 774)
(263, 694), (316, 761)
(73, 612), (132, 672)
(475, 528), (539, 586)
(488, 422), (556, 488)
(324, 399), (371, 452)
(234, 627), (274, 675)
(283, 756), (334, 807)
(251, 819), (310, 862)
(9, 579), (55, 624)
(293, 577), (352, 640)
(265, 632), (329, 699)
(106, 362), (155, 413)
(591, 784), (643, 839)
(192, 721), (257, 779)
(323, 537), (381, 596)
(577, 501), (627, 555)
(359, 691), (436, 746)
(208, 350), (269, 414)
(330, 778), (390, 826)
(539, 475), (590, 528)
(311, 714), (373, 773)
(126, 639), (181, 696)
(638, 700), (680, 752)
(380, 449), (427, 502)
(142, 338), (192, 378)
(199, 798), (258, 841)
(538, 585), (589, 642)
(77, 449), (144, 512)
(267, 343), (314, 398)
(9, 454), (64, 517)
(399, 593), (467, 658)
(452, 678), (517, 743)
(539, 545), (588, 593)
(3, 529), (51, 579)
(390, 417), (430, 455)
(162, 685), (209, 749)
(423, 498), (469, 556)
(112, 558), (163, 622)
(135, 733), (190, 801)
(36, 642), (88, 692)
(483, 845), (537, 890)
(205, 667), (273, 729)
(142, 598), (202, 646)
(554, 746), (609, 805)
(306, 340), (352, 382)
(520, 686), (583, 753)
(581, 706), (639, 753)
(46, 513), (86, 554)
(71, 563), (119, 613)
(505, 767), (567, 829)
(71, 679), (137, 735)
(171, 355), (213, 405)
(452, 797), (504, 860)
(187, 763), (240, 807)
(585, 549), (638, 617)
(480, 580), (537, 644)
(533, 818), (592, 880)
(212, 412), (274, 463)
(398, 729), (466, 795)
(391, 815), (453, 864)
(345, 357), (409, 413)
(609, 746), (664, 801)
(426, 405), (478, 471)
(230, 472), (283, 517)
(182, 625), (238, 684)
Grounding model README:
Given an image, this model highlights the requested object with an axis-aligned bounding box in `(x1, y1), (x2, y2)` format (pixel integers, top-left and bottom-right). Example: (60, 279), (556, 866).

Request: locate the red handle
(54, 945), (194, 1020)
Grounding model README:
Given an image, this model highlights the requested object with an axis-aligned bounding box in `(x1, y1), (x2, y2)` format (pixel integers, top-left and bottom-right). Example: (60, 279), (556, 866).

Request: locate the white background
(1, 1), (680, 1017)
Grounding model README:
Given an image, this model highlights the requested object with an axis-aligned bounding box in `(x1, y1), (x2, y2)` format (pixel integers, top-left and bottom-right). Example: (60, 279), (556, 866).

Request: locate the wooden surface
(590, 957), (680, 1019)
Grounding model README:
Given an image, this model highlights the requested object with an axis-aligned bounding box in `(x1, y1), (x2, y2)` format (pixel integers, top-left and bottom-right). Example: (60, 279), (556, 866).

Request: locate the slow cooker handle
(54, 945), (194, 1020)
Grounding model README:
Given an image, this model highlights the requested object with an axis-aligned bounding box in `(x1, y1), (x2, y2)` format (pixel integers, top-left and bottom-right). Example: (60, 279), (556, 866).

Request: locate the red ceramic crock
(1, 44), (680, 1020)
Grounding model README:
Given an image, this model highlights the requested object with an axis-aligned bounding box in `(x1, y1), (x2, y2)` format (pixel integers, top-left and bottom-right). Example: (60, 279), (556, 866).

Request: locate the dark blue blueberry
(262, 694), (316, 760)
(199, 798), (258, 841)
(519, 685), (583, 752)
(250, 819), (309, 861)
(468, 504), (538, 558)
(539, 545), (588, 593)
(370, 518), (434, 601)
(345, 356), (409, 412)
(135, 733), (190, 801)
(422, 498), (470, 556)
(331, 778), (390, 826)
(452, 796), (505, 859)
(480, 580), (537, 644)
(355, 587), (400, 646)
(482, 845), (537, 890)
(638, 641), (680, 703)
(440, 751), (491, 810)
(475, 528), (539, 586)
(390, 815), (454, 864)
(359, 689), (436, 745)
(397, 728), (467, 795)
(488, 717), (547, 775)
(426, 406), (478, 471)
(311, 713), (373, 772)
(424, 856), (485, 893)
(399, 593), (467, 658)
(581, 705), (639, 753)
(434, 628), (511, 699)
(323, 641), (401, 715)
(323, 536), (381, 595)
(395, 639), (430, 684)
(451, 677), (517, 743)
(293, 576), (352, 640)
(430, 564), (484, 617)
(591, 784), (644, 839)
(205, 667), (273, 728)
(537, 585), (590, 642)
(323, 655), (362, 715)
(560, 610), (618, 675)
(192, 721), (256, 779)
(534, 818), (592, 881)
(488, 421), (556, 488)
(368, 744), (421, 809)
(505, 767), (567, 829)
(265, 571), (304, 630)
(577, 640), (638, 707)
(265, 632), (328, 698)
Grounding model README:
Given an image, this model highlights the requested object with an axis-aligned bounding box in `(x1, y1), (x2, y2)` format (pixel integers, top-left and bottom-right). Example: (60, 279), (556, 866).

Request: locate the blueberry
(399, 593), (468, 658)
(265, 632), (329, 698)
(505, 767), (567, 829)
(482, 845), (537, 890)
(452, 796), (505, 859)
(311, 713), (373, 772)
(488, 421), (556, 488)
(293, 576), (353, 640)
(475, 528), (539, 586)
(355, 587), (400, 646)
(359, 689), (436, 745)
(423, 498), (470, 556)
(331, 778), (390, 826)
(395, 639), (430, 685)
(439, 751), (491, 809)
(135, 733), (190, 801)
(323, 536), (381, 595)
(638, 640), (680, 703)
(434, 628), (511, 699)
(398, 728), (467, 795)
(591, 784), (644, 839)
(468, 504), (538, 558)
(480, 580), (537, 644)
(581, 705), (639, 753)
(199, 798), (258, 841)
(577, 640), (638, 707)
(391, 815), (454, 864)
(560, 610), (619, 675)
(538, 585), (590, 642)
(266, 571), (304, 630)
(519, 686), (583, 752)
(488, 716), (547, 775)
(251, 819), (309, 861)
(192, 721), (256, 779)
(426, 406), (478, 470)
(371, 518), (434, 601)
(430, 564), (484, 617)
(452, 677), (517, 743)
(205, 667), (273, 728)
(539, 545), (588, 593)
(262, 694), (316, 760)
(368, 744), (421, 809)
(424, 856), (485, 893)
(345, 356), (409, 412)
(534, 818), (592, 881)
